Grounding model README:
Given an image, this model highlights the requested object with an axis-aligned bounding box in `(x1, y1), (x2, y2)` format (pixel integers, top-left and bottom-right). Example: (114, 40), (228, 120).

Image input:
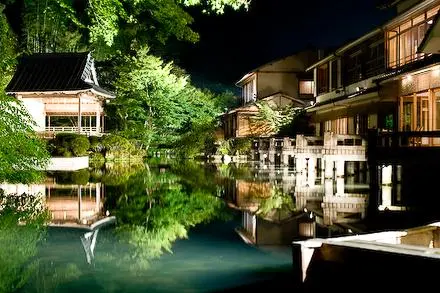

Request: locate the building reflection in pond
(222, 165), (298, 245)
(0, 173), (106, 229)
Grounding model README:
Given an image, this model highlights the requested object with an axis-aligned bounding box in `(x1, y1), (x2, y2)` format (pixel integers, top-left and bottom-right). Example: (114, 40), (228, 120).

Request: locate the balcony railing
(44, 127), (103, 134)
(371, 131), (440, 148)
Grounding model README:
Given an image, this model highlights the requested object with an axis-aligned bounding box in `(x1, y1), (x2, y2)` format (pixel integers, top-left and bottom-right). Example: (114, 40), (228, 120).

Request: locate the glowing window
(299, 80), (314, 94)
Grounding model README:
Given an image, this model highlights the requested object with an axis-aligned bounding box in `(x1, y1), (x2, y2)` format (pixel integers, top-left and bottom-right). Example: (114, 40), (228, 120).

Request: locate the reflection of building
(46, 182), (104, 227)
(223, 51), (318, 139)
(5, 52), (115, 138)
(294, 173), (368, 228)
(225, 179), (273, 212)
(238, 209), (298, 245)
(0, 178), (107, 229)
(321, 179), (368, 226)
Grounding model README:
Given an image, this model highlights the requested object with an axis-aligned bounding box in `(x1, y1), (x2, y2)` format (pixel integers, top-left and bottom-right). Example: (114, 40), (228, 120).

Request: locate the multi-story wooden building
(223, 50), (318, 139)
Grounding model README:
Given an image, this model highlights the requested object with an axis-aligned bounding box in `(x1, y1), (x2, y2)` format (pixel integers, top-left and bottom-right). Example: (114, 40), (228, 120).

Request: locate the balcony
(43, 126), (104, 138)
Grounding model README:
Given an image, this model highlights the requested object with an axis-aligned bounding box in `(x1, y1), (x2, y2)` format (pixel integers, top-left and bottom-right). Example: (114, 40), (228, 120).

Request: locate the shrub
(102, 134), (135, 158)
(71, 169), (90, 185)
(71, 135), (90, 156)
(49, 133), (90, 157)
(89, 136), (104, 152)
(89, 152), (105, 168)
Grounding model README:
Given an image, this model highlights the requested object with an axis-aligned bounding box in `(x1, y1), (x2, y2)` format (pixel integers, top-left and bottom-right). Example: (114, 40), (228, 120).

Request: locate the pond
(1, 160), (439, 292)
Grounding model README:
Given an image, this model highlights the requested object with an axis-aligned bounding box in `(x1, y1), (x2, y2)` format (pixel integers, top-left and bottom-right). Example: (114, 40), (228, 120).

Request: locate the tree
(112, 46), (221, 151)
(251, 101), (303, 136)
(0, 5), (49, 183)
(21, 0), (85, 53)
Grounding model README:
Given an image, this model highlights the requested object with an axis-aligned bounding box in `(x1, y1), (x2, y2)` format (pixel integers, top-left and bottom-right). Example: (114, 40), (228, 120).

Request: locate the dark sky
(179, 0), (395, 88)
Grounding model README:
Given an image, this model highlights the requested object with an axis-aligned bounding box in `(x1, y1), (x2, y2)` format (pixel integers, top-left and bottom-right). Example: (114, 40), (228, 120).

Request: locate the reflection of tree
(0, 192), (48, 293)
(100, 165), (228, 271)
(256, 188), (296, 218)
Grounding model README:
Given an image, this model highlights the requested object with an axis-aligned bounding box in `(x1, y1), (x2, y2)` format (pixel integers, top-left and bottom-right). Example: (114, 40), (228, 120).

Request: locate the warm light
(433, 66), (440, 77)
(403, 74), (413, 85)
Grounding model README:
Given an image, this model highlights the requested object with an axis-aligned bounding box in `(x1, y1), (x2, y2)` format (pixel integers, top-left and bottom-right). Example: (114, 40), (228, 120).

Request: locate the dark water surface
(2, 160), (440, 292)
(1, 162), (296, 293)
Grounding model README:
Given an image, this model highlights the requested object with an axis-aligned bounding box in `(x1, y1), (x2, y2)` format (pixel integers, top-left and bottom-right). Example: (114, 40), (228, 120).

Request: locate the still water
(0, 160), (438, 292)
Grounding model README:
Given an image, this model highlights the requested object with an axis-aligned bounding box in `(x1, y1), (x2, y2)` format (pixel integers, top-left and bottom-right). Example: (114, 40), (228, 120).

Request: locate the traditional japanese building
(307, 0), (440, 142)
(223, 50), (318, 139)
(5, 52), (115, 138)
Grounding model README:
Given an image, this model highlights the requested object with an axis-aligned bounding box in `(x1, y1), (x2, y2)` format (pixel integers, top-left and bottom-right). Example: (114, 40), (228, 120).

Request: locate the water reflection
(2, 160), (440, 292)
(0, 175), (106, 229)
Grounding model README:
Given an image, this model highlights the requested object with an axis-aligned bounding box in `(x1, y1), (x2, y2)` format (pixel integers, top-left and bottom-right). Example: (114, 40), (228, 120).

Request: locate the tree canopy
(0, 4), (49, 183)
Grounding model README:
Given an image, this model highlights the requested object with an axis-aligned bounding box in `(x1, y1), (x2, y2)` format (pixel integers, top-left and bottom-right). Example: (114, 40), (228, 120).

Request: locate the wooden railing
(45, 127), (103, 133)
(370, 131), (440, 148)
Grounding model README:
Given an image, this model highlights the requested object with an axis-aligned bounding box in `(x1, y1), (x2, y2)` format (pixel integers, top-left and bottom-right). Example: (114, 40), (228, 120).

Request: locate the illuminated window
(299, 80), (314, 94)
(387, 4), (440, 68)
(242, 78), (256, 104)
(317, 64), (329, 94)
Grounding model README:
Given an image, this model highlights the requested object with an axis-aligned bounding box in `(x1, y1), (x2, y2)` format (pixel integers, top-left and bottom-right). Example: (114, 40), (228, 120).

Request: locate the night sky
(179, 0), (395, 89)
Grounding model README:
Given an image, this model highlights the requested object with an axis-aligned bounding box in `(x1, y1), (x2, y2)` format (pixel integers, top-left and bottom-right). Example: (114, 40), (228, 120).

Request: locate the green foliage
(0, 95), (49, 183)
(278, 110), (315, 136)
(70, 135), (91, 156)
(113, 46), (220, 150)
(180, 0), (249, 13)
(216, 137), (252, 156)
(70, 169), (90, 185)
(101, 134), (136, 158)
(0, 5), (16, 89)
(256, 188), (296, 217)
(49, 133), (90, 157)
(101, 164), (228, 270)
(89, 152), (105, 168)
(89, 136), (104, 152)
(0, 191), (49, 293)
(252, 101), (303, 135)
(22, 0), (85, 53)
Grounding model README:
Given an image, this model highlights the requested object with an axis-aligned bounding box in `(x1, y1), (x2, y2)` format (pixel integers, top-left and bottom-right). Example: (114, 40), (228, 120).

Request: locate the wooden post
(96, 106), (100, 134)
(78, 185), (82, 222)
(78, 95), (82, 134)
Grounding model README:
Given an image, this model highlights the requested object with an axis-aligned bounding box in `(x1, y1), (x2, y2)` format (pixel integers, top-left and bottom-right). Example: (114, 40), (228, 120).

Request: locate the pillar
(78, 95), (82, 134)
(335, 160), (345, 177)
(336, 177), (344, 195)
(381, 165), (393, 185)
(96, 183), (101, 213)
(324, 179), (333, 196)
(78, 185), (82, 221)
(307, 157), (316, 173)
(324, 159), (334, 179)
(296, 156), (304, 173)
(283, 154), (289, 166)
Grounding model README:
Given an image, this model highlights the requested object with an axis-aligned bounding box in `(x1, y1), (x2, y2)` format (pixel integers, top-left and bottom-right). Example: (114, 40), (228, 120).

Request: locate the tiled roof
(6, 52), (115, 98)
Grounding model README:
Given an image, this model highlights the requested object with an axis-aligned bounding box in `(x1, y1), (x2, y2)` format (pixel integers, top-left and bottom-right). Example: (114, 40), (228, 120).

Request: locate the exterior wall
(399, 65), (440, 95)
(256, 72), (298, 99)
(256, 218), (297, 245)
(17, 92), (105, 136)
(19, 96), (45, 131)
(46, 156), (89, 171)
